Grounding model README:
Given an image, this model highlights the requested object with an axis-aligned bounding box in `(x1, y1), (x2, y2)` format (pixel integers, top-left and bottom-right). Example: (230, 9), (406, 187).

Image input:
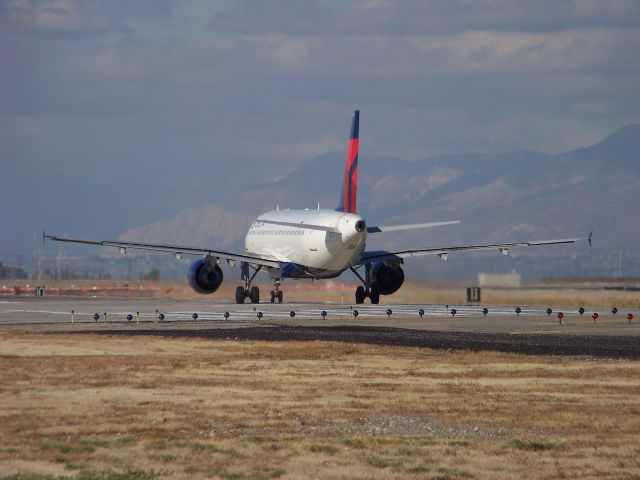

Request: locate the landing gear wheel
(269, 290), (276, 303)
(355, 286), (366, 304)
(369, 286), (380, 305)
(249, 286), (260, 304)
(277, 291), (283, 303)
(235, 286), (246, 304)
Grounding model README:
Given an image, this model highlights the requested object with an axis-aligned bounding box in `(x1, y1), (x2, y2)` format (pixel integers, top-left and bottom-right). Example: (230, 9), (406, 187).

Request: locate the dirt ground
(1, 331), (639, 480)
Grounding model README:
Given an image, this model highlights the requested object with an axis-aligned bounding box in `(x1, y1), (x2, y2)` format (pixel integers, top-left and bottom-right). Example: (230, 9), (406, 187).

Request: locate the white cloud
(3, 0), (111, 34)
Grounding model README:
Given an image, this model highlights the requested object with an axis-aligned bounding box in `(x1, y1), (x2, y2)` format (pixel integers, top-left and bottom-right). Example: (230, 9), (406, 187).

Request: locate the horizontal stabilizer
(367, 220), (460, 233)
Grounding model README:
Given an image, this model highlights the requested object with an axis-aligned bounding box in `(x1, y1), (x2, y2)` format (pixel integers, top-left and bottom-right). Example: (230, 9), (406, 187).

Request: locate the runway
(1, 297), (638, 358)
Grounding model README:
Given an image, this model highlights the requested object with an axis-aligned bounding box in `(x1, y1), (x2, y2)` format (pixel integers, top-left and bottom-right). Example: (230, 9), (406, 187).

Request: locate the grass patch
(148, 453), (178, 463)
(143, 439), (171, 451)
(406, 465), (431, 474)
(177, 440), (231, 454)
(363, 454), (400, 469)
(504, 438), (568, 452)
(194, 468), (285, 480)
(308, 444), (339, 455)
(447, 440), (470, 447)
(341, 437), (365, 449)
(397, 446), (420, 457)
(40, 439), (105, 455)
(6, 470), (167, 480)
(114, 435), (136, 446)
(361, 382), (399, 389)
(342, 435), (435, 451)
(244, 435), (273, 444)
(436, 467), (475, 478)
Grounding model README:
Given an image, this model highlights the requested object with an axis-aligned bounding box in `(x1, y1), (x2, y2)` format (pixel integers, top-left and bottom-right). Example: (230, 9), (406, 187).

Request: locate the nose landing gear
(269, 279), (284, 304)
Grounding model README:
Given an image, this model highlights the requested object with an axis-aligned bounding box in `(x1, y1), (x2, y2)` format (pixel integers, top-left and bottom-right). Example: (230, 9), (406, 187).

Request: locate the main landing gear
(235, 263), (285, 304)
(236, 263), (261, 304)
(350, 263), (380, 304)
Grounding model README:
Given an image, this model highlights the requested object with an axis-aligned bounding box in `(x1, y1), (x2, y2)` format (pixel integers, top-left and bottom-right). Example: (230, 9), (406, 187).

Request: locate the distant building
(478, 272), (521, 288)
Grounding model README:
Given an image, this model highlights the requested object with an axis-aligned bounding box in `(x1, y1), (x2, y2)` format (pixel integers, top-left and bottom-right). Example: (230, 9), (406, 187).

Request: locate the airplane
(44, 110), (591, 305)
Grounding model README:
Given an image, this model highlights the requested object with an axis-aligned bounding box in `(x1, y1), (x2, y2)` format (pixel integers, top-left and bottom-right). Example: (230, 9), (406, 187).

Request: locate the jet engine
(188, 258), (224, 294)
(371, 262), (404, 295)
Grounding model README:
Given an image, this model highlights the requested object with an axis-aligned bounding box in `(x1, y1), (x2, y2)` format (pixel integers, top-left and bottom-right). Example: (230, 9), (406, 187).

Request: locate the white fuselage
(244, 209), (367, 278)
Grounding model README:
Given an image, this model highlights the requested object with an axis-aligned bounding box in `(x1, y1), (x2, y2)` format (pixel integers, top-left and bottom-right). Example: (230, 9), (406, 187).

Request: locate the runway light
(386, 309), (392, 319)
(611, 307), (618, 315)
(126, 314), (133, 322)
(592, 312), (599, 323)
(224, 312), (230, 320)
(93, 313), (99, 322)
(352, 310), (359, 318)
(192, 313), (198, 320)
(257, 311), (263, 319)
(627, 313), (633, 323)
(418, 308), (425, 318)
(450, 308), (457, 317)
(159, 313), (165, 321)
(557, 312), (564, 324)
(578, 307), (585, 316)
(482, 307), (488, 317)
(321, 310), (327, 318)
(289, 311), (296, 318)
(515, 307), (521, 316)
(546, 308), (553, 316)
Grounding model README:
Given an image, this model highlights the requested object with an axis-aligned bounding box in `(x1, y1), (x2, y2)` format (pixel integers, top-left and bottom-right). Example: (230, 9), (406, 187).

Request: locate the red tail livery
(337, 110), (359, 213)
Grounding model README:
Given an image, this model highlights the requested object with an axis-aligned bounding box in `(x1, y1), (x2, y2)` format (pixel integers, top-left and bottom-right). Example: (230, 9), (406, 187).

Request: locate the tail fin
(336, 110), (360, 213)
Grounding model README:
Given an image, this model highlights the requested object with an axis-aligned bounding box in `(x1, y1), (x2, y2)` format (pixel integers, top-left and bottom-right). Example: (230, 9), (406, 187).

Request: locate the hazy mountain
(8, 123), (626, 281)
(119, 124), (640, 257)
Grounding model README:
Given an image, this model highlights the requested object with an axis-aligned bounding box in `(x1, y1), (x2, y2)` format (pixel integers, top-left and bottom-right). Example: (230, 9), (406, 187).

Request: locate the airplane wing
(355, 232), (592, 265)
(366, 220), (460, 233)
(43, 232), (281, 268)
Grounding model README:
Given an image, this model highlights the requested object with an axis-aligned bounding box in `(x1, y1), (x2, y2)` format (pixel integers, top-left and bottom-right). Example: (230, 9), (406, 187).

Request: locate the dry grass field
(1, 332), (639, 480)
(157, 280), (640, 308)
(7, 279), (638, 308)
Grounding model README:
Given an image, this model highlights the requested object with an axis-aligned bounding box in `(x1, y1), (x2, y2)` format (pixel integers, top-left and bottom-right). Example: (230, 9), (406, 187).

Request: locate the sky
(2, 0), (640, 254)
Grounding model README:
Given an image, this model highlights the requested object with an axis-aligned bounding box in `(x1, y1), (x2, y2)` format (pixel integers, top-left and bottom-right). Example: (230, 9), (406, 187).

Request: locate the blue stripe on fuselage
(280, 262), (342, 279)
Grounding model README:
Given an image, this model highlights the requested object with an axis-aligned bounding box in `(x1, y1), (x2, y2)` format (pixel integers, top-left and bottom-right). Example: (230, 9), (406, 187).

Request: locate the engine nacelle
(188, 258), (224, 294)
(371, 262), (404, 296)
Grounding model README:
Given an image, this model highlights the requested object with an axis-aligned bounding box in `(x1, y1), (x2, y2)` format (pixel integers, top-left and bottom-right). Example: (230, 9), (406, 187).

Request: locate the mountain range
(116, 124), (640, 280)
(7, 124), (635, 281)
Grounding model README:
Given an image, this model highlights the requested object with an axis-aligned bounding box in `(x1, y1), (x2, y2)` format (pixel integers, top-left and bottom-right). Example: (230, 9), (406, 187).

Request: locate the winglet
(42, 229), (46, 246)
(588, 231), (593, 248)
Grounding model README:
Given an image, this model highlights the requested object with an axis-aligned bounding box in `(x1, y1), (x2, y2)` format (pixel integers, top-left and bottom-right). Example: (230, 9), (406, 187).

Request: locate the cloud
(208, 0), (640, 35)
(2, 0), (640, 254)
(0, 0), (112, 35)
(0, 0), (176, 37)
